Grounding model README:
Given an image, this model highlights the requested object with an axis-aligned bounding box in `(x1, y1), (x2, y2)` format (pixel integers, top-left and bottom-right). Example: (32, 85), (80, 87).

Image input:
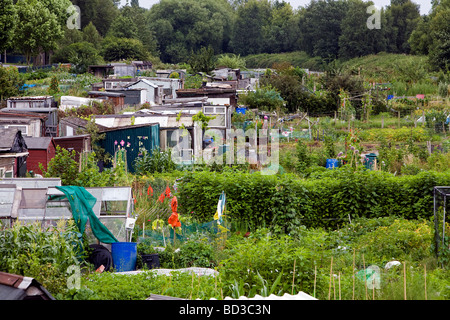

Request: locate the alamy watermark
(66, 4), (81, 30)
(367, 5), (381, 30)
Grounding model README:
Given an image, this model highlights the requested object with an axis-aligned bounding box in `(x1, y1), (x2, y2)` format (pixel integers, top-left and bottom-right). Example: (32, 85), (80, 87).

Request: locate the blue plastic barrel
(111, 242), (137, 272)
(326, 159), (339, 169)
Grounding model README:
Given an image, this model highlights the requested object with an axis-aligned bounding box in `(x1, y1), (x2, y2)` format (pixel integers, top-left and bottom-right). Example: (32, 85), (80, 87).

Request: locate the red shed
(23, 137), (56, 175)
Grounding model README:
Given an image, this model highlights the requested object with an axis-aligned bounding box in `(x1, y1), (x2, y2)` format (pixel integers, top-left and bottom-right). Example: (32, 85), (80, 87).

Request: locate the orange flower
(147, 185), (153, 197)
(158, 193), (165, 203)
(171, 196), (178, 213)
(165, 186), (171, 198)
(168, 212), (181, 228)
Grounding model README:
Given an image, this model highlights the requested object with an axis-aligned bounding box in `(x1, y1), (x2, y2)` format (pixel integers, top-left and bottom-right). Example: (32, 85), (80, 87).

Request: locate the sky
(122, 0), (433, 15)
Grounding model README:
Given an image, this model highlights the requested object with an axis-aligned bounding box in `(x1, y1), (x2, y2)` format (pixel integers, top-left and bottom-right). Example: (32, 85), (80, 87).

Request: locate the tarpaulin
(54, 186), (118, 244)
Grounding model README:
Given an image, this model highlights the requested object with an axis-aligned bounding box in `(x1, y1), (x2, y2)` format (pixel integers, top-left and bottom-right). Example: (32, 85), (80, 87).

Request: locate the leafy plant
(134, 147), (176, 175)
(0, 221), (85, 296)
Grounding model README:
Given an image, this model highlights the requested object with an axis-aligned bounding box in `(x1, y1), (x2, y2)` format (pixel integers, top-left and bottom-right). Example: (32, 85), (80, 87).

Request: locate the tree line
(0, 0), (448, 72)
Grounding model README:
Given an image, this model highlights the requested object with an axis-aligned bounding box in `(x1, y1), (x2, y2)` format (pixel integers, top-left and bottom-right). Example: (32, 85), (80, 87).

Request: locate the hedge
(177, 168), (450, 232)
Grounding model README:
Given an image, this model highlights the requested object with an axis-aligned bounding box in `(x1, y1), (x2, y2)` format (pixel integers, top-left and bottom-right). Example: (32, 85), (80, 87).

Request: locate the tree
(428, 7), (450, 70)
(107, 14), (139, 39)
(14, 0), (64, 65)
(188, 46), (216, 74)
(121, 5), (159, 56)
(101, 37), (149, 61)
(147, 0), (234, 63)
(408, 0), (450, 70)
(338, 0), (387, 60)
(238, 86), (285, 111)
(52, 41), (104, 73)
(385, 0), (421, 53)
(71, 0), (119, 36)
(82, 22), (103, 50)
(263, 1), (301, 54)
(0, 66), (24, 101)
(231, 0), (272, 56)
(409, 15), (433, 55)
(0, 0), (17, 60)
(298, 0), (349, 59)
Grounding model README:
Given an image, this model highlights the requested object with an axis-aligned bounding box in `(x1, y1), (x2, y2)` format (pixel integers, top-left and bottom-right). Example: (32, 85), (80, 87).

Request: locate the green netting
(53, 186), (119, 244)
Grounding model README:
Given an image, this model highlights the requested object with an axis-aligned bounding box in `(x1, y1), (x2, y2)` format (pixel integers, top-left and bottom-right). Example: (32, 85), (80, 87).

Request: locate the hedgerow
(178, 167), (450, 233)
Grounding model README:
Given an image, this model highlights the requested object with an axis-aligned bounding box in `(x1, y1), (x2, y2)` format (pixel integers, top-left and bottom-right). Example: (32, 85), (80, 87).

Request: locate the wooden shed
(99, 123), (160, 173)
(0, 128), (28, 178)
(23, 137), (56, 175)
(53, 134), (92, 163)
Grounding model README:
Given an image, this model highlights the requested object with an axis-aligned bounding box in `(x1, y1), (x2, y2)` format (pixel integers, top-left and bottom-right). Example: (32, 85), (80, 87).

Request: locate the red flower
(168, 212), (181, 228)
(165, 186), (171, 198)
(171, 196), (178, 213)
(147, 185), (153, 197)
(158, 193), (165, 203)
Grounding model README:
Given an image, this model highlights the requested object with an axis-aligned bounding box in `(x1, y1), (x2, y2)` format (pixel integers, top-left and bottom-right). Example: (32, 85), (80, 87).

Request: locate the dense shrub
(178, 168), (450, 232)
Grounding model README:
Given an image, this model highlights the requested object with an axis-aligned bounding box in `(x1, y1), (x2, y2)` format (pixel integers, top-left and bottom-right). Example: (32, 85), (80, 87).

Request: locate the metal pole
(443, 195), (446, 252)
(434, 187), (439, 257)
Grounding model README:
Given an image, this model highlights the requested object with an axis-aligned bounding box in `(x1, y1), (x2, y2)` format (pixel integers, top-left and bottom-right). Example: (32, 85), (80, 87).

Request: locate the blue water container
(326, 159), (339, 169)
(111, 242), (137, 272)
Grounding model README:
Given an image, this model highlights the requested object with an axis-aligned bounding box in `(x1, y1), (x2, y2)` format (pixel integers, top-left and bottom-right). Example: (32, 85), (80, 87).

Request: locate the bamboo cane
(352, 249), (356, 300)
(314, 265), (317, 299)
(338, 272), (341, 300)
(424, 264), (427, 300)
(403, 261), (407, 300)
(292, 259), (296, 295)
(372, 275), (375, 300)
(363, 254), (367, 300)
(328, 257), (333, 300)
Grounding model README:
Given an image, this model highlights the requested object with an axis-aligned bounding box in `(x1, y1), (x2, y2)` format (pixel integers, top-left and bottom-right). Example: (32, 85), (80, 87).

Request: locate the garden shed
(99, 123), (160, 173)
(23, 136), (56, 175)
(53, 134), (92, 163)
(0, 128), (28, 178)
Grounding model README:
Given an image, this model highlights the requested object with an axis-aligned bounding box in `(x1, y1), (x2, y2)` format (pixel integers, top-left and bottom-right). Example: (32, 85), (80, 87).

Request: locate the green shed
(100, 123), (160, 173)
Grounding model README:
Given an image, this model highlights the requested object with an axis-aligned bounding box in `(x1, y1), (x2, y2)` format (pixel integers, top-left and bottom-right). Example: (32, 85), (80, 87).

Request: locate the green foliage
(147, 0), (233, 63)
(192, 111), (216, 130)
(48, 75), (60, 94)
(296, 139), (311, 174)
(219, 230), (321, 298)
(216, 54), (246, 69)
(0, 221), (84, 296)
(14, 0), (65, 64)
(52, 42), (104, 74)
(134, 147), (176, 175)
(0, 66), (24, 100)
(40, 145), (79, 185)
(178, 169), (450, 231)
(66, 270), (222, 300)
(101, 37), (149, 62)
(0, 0), (17, 53)
(238, 86), (285, 111)
(188, 46), (216, 74)
(352, 218), (433, 262)
(183, 74), (203, 89)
